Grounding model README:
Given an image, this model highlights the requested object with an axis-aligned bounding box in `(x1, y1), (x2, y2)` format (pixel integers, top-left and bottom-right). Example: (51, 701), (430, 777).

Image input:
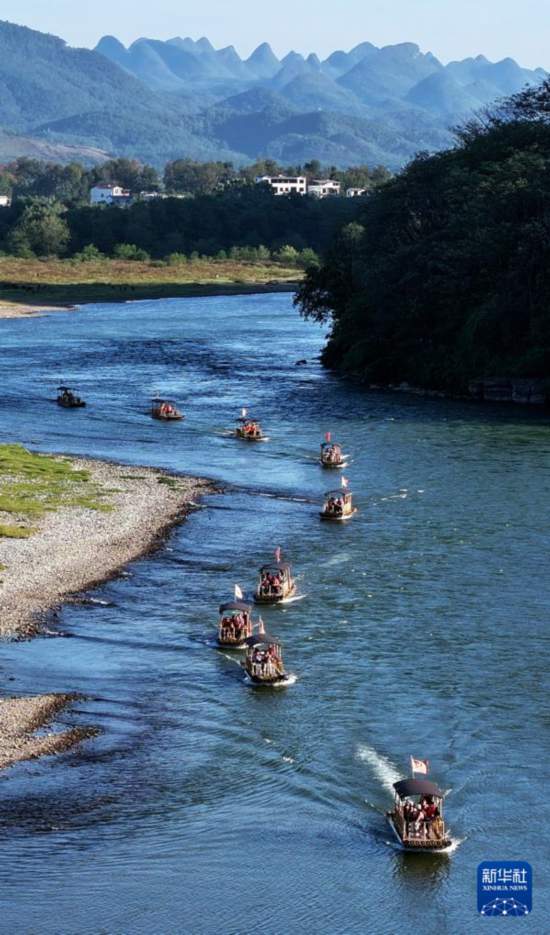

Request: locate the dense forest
(296, 80), (550, 397)
(0, 157), (381, 261)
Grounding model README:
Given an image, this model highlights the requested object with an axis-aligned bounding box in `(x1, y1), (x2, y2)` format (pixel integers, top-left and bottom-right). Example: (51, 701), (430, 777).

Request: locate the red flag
(341, 476), (349, 489)
(325, 431), (331, 443)
(275, 546), (281, 563)
(410, 756), (429, 775)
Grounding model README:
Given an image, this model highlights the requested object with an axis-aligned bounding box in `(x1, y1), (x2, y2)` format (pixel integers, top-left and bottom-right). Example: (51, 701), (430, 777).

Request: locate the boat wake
(78, 597), (114, 607)
(243, 672), (297, 688)
(279, 594), (307, 605)
(443, 836), (463, 854)
(356, 744), (402, 795)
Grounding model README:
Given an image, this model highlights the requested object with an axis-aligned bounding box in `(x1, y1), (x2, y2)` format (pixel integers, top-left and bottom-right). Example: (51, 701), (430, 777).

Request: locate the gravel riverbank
(0, 456), (212, 770)
(0, 457), (212, 640)
(0, 694), (96, 770)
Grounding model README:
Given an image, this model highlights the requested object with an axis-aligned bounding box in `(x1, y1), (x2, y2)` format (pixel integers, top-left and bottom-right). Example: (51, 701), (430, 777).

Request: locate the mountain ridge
(0, 20), (545, 168)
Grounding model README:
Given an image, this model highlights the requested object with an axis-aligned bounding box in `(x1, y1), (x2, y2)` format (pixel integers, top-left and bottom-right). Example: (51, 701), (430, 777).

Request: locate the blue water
(0, 293), (549, 934)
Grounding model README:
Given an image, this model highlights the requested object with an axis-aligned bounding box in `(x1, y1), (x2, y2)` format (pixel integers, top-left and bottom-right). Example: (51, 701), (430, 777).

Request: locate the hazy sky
(2, 0), (549, 69)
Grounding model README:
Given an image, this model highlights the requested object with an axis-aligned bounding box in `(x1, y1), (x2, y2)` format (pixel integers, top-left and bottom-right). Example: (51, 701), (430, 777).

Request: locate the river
(0, 293), (548, 933)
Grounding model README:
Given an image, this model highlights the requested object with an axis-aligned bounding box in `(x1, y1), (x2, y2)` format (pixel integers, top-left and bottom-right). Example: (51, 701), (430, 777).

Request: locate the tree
(304, 160), (322, 179)
(164, 160), (235, 195)
(113, 243), (150, 261)
(7, 158), (88, 203)
(90, 158), (160, 192)
(0, 168), (15, 195)
(239, 159), (282, 182)
(297, 89), (550, 390)
(7, 199), (70, 256)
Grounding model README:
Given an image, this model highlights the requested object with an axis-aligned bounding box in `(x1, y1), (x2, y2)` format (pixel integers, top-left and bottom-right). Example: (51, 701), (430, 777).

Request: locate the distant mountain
(94, 33), (545, 159)
(0, 19), (545, 169)
(338, 43), (443, 103)
(0, 20), (236, 163)
(245, 42), (280, 79)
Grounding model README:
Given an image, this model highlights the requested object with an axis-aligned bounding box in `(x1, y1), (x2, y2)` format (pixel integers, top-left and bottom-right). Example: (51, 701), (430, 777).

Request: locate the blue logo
(478, 861), (532, 916)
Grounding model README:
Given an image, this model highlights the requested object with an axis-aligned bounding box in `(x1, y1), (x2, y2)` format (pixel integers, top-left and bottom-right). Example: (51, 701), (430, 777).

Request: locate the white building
(308, 179), (341, 198)
(346, 187), (368, 198)
(0, 193), (11, 207)
(256, 175), (308, 196)
(90, 184), (132, 206)
(137, 191), (189, 201)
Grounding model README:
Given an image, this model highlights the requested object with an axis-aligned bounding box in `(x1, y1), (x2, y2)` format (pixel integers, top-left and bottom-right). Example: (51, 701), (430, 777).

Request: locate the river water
(0, 293), (548, 934)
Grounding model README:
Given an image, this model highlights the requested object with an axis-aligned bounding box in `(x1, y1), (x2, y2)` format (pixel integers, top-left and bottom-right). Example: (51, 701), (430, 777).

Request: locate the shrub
(297, 247), (320, 270)
(274, 244), (300, 265)
(165, 252), (188, 265)
(113, 243), (150, 261)
(72, 243), (104, 262)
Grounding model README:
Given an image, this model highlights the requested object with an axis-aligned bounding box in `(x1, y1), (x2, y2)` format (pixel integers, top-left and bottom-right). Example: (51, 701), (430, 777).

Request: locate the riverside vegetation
(0, 255), (303, 310)
(0, 165), (365, 260)
(0, 444), (111, 540)
(297, 80), (550, 401)
(0, 165), (370, 307)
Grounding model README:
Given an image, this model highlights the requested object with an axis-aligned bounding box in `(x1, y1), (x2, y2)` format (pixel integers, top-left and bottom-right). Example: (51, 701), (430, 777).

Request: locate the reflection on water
(0, 293), (549, 933)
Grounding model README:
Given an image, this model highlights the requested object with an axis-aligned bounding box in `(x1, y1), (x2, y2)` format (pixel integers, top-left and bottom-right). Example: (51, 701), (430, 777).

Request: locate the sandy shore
(0, 458), (212, 640)
(0, 694), (96, 770)
(0, 301), (75, 319)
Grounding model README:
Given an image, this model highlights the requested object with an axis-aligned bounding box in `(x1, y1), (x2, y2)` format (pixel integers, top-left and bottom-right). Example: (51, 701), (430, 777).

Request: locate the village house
(89, 183), (132, 206)
(0, 193), (12, 207)
(256, 175), (308, 196)
(346, 187), (368, 198)
(307, 179), (341, 198)
(136, 191), (188, 201)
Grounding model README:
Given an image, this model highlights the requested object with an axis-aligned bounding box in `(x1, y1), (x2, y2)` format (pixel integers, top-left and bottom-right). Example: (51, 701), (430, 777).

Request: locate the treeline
(0, 186), (361, 261)
(296, 80), (550, 393)
(0, 156), (390, 203)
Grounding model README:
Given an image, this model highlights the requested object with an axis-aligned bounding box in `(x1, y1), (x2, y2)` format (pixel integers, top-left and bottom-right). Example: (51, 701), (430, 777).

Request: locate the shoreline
(0, 454), (214, 771)
(0, 279), (300, 320)
(0, 694), (97, 771)
(330, 372), (550, 410)
(0, 456), (214, 640)
(0, 301), (76, 319)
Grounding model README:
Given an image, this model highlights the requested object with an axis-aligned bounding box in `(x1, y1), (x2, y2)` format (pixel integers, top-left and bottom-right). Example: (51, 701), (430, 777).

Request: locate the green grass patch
(0, 444), (112, 530)
(157, 475), (179, 488)
(0, 524), (36, 539)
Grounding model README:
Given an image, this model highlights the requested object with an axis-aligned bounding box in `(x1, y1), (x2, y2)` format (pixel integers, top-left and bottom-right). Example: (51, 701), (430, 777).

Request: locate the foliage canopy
(296, 82), (550, 392)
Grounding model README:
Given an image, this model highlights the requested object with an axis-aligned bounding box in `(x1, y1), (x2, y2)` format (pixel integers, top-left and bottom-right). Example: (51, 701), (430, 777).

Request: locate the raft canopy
(219, 600), (252, 614)
(245, 634), (281, 648)
(393, 779), (444, 799)
(325, 489), (352, 498)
